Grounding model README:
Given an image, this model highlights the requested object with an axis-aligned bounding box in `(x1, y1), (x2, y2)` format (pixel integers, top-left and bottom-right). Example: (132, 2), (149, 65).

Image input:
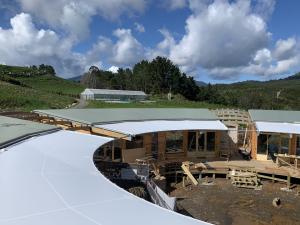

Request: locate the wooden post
(143, 134), (152, 156)
(251, 124), (258, 160)
(183, 131), (188, 157)
(158, 132), (166, 161)
(215, 131), (221, 157)
(289, 134), (297, 155)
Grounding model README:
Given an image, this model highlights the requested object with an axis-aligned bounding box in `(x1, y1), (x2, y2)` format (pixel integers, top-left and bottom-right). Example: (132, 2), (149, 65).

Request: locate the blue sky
(0, 0), (299, 83)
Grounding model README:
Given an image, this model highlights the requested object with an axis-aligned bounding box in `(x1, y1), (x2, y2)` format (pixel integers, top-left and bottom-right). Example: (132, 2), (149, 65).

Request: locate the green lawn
(87, 97), (225, 109)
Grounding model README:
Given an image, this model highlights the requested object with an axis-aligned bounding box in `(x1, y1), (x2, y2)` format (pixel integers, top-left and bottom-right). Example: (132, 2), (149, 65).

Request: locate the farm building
(249, 109), (300, 161)
(80, 88), (147, 102)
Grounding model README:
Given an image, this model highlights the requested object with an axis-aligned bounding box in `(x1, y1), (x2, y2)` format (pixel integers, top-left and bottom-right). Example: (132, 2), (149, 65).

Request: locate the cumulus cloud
(273, 38), (298, 61)
(112, 28), (144, 65)
(17, 0), (146, 38)
(0, 13), (89, 78)
(147, 28), (175, 59)
(85, 28), (145, 68)
(108, 66), (119, 73)
(134, 22), (145, 33)
(169, 0), (270, 76)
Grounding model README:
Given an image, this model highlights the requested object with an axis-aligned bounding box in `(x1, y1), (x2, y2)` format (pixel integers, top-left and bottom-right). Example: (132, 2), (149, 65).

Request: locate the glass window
(207, 132), (215, 151)
(166, 131), (183, 153)
(126, 135), (143, 149)
(113, 140), (122, 160)
(188, 131), (196, 152)
(280, 135), (289, 154)
(257, 134), (268, 154)
(198, 132), (205, 151)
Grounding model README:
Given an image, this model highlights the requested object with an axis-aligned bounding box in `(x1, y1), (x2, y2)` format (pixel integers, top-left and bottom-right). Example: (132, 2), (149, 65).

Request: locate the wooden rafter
(91, 127), (131, 140)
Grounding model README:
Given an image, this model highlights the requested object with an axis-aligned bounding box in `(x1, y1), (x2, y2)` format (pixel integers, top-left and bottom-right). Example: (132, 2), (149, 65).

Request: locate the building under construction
(1, 108), (300, 224)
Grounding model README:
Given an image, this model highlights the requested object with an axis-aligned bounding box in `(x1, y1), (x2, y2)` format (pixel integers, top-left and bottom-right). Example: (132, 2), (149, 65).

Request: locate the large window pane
(113, 140), (122, 161)
(188, 131), (196, 152)
(207, 132), (215, 152)
(166, 131), (183, 153)
(126, 135), (143, 149)
(257, 134), (268, 154)
(198, 132), (205, 151)
(280, 135), (289, 154)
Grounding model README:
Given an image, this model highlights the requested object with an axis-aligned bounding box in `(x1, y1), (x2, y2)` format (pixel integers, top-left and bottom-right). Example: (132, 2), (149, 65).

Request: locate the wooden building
(249, 110), (300, 161)
(34, 108), (228, 164)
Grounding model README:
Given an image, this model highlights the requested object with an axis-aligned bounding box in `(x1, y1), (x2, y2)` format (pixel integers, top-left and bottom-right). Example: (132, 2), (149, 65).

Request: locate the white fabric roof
(0, 130), (207, 225)
(96, 120), (228, 136)
(255, 121), (300, 135)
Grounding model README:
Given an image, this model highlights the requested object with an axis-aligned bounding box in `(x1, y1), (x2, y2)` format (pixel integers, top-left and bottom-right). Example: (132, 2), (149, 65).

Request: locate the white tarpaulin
(0, 130), (207, 225)
(96, 120), (227, 136)
(255, 121), (300, 135)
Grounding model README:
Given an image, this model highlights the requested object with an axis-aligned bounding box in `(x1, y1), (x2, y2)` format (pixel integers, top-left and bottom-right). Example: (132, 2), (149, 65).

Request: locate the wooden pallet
(231, 172), (260, 189)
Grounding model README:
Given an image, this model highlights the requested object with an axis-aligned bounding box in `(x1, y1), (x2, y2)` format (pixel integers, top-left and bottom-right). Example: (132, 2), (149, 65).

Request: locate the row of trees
(81, 57), (200, 101)
(80, 56), (289, 109)
(30, 64), (56, 75)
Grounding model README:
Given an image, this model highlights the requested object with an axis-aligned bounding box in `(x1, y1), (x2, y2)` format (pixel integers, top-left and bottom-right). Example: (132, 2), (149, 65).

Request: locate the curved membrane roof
(0, 130), (208, 225)
(96, 120), (227, 136)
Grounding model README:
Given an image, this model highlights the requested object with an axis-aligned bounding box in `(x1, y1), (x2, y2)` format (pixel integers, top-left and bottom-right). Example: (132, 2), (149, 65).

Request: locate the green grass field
(0, 65), (85, 111)
(87, 95), (225, 109)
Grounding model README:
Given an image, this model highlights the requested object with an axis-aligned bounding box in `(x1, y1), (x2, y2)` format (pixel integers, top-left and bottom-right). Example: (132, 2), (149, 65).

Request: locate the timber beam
(91, 127), (131, 140)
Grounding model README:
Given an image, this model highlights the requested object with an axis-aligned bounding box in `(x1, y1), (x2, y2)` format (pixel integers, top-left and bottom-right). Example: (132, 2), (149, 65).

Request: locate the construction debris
(230, 170), (260, 189)
(272, 197), (281, 208)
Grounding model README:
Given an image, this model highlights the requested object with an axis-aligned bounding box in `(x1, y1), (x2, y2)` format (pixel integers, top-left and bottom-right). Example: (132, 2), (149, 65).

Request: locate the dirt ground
(170, 179), (300, 225)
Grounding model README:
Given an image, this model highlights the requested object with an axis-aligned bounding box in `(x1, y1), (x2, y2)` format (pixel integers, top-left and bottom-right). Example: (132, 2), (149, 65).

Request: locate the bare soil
(170, 179), (300, 225)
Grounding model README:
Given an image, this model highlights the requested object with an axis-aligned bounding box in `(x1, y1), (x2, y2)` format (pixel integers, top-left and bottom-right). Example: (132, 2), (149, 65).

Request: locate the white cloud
(17, 0), (146, 38)
(134, 22), (145, 33)
(273, 38), (298, 61)
(108, 66), (119, 73)
(84, 28), (145, 68)
(164, 0), (188, 10)
(147, 28), (175, 59)
(0, 13), (89, 78)
(169, 0), (270, 76)
(253, 0), (276, 21)
(112, 28), (144, 66)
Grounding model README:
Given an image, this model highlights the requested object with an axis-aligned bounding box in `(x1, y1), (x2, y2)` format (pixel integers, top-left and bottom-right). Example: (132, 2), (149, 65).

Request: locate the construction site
(1, 108), (300, 225)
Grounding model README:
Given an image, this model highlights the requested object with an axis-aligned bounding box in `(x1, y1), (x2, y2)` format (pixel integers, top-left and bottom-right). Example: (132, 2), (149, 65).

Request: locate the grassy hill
(216, 72), (300, 110)
(0, 65), (85, 111)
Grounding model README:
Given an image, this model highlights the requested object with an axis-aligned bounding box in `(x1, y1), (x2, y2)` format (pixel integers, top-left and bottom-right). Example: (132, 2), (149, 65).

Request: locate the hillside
(216, 73), (300, 110)
(0, 65), (85, 111)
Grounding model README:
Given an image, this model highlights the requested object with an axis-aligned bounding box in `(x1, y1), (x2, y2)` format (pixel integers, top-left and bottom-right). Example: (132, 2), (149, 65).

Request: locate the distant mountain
(68, 75), (82, 82)
(282, 72), (300, 80)
(215, 71), (300, 110)
(195, 80), (207, 87)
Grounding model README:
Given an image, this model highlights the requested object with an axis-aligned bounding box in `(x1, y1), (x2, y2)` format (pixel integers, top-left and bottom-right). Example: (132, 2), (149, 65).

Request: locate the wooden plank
(143, 134), (152, 156)
(91, 127), (131, 140)
(158, 132), (166, 161)
(215, 131), (221, 157)
(251, 124), (258, 159)
(181, 162), (198, 186)
(289, 134), (297, 156)
(182, 131), (188, 157)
